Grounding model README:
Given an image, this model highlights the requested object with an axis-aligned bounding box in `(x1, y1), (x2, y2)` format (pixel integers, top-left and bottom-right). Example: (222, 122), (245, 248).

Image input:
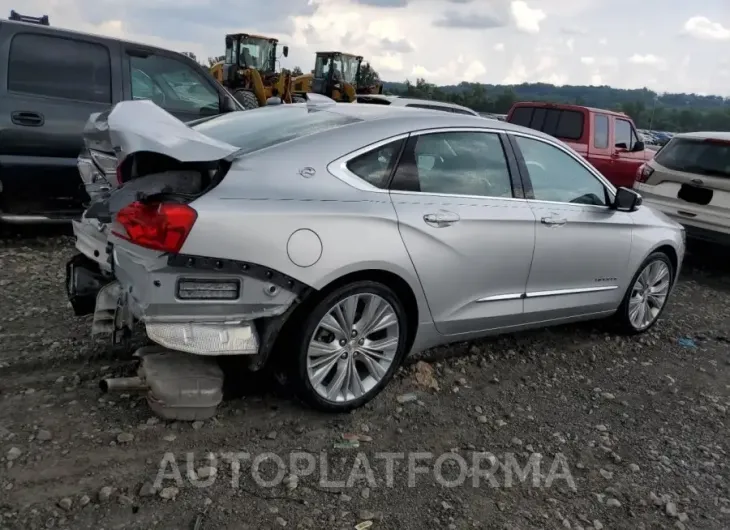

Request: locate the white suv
(634, 131), (730, 245)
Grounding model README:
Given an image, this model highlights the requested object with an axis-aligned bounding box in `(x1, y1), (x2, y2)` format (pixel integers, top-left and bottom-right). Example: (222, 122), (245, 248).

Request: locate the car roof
(511, 101), (630, 119)
(355, 94), (478, 115)
(317, 102), (554, 139)
(672, 131), (730, 141)
(2, 19), (196, 60)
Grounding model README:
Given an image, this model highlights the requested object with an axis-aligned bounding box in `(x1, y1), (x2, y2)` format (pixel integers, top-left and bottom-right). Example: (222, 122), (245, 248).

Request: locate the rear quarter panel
(180, 119), (433, 326)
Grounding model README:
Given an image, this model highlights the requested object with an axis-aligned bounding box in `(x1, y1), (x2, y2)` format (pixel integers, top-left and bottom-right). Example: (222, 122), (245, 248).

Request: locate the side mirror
(282, 46), (289, 58)
(612, 187), (642, 212)
(220, 94), (238, 113)
(632, 140), (645, 152)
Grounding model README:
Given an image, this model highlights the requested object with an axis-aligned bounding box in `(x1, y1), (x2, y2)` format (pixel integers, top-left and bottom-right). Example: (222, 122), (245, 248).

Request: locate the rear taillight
(112, 201), (197, 253)
(636, 163), (654, 183)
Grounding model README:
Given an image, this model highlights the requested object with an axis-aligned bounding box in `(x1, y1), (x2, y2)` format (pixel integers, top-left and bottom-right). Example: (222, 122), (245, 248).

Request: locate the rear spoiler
(85, 100), (238, 163)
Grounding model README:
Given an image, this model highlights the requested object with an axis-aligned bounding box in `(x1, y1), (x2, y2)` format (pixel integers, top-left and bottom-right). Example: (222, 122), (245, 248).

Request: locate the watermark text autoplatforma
(153, 450), (576, 491)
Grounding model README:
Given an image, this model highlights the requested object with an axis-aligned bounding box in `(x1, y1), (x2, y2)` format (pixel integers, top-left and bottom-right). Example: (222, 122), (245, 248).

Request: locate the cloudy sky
(9, 0), (730, 95)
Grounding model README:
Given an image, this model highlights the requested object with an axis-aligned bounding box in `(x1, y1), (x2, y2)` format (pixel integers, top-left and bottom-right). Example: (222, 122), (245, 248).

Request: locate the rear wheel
(288, 281), (409, 412)
(233, 90), (259, 110)
(614, 251), (673, 334)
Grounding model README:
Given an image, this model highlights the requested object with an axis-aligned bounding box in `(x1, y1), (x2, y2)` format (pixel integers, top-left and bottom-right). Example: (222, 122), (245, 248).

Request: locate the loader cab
(224, 33), (280, 75)
(313, 52), (362, 101)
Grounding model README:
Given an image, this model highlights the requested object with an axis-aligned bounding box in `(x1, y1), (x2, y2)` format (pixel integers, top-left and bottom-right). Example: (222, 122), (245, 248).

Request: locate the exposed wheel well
(306, 269), (420, 353)
(653, 244), (679, 282)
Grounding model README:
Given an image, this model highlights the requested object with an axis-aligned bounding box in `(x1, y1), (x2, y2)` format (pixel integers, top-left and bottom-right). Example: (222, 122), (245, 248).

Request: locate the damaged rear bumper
(93, 241), (311, 357)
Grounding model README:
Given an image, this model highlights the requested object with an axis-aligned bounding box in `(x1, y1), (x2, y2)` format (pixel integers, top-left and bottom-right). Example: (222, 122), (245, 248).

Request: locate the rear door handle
(424, 211), (460, 227)
(541, 217), (567, 227)
(11, 111), (44, 127)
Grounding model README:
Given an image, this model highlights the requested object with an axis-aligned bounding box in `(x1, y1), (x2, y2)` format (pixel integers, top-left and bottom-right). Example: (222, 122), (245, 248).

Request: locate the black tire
(233, 90), (259, 110)
(286, 280), (409, 413)
(613, 251), (674, 335)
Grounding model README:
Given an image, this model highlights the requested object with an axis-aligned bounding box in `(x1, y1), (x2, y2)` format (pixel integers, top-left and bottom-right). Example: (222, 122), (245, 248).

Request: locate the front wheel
(288, 281), (409, 412)
(614, 251), (674, 334)
(233, 89), (259, 110)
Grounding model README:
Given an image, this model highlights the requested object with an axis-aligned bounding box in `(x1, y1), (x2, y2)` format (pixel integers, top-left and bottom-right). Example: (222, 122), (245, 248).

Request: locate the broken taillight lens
(636, 163), (654, 183)
(112, 201), (197, 253)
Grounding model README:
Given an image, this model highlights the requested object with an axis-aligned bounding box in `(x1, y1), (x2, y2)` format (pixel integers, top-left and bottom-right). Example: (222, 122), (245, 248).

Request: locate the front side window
(346, 139), (404, 188)
(615, 118), (637, 150)
(515, 136), (608, 206)
(8, 33), (111, 103)
(130, 55), (219, 115)
(594, 114), (609, 149)
(391, 132), (513, 198)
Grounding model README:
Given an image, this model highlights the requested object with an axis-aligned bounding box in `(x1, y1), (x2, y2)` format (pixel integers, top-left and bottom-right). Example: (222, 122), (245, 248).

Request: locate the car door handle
(423, 211), (460, 227)
(11, 111), (44, 127)
(541, 217), (567, 226)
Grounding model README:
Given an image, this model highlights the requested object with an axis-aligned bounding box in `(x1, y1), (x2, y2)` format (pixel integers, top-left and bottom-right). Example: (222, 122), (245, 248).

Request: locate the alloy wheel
(306, 293), (400, 403)
(628, 260), (671, 330)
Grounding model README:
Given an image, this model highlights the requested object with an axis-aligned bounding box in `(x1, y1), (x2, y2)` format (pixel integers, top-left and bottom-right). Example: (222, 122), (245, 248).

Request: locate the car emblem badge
(299, 167), (316, 178)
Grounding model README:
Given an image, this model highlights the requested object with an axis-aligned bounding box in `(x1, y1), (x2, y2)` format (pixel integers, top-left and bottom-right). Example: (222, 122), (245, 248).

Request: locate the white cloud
(599, 38), (608, 46)
(628, 54), (665, 66)
(565, 38), (575, 52)
(510, 1), (546, 34)
(581, 57), (595, 65)
(683, 16), (730, 41)
(591, 74), (603, 85)
(493, 42), (505, 52)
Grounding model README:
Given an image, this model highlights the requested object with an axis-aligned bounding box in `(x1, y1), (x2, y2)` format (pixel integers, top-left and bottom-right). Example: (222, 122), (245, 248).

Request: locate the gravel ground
(0, 230), (729, 530)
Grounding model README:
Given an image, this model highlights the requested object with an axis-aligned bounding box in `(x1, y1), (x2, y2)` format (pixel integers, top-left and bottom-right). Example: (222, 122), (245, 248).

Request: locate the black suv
(0, 14), (240, 224)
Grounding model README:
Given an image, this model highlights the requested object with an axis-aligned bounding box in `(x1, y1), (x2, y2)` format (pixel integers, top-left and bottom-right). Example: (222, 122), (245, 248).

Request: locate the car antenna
(9, 10), (50, 25)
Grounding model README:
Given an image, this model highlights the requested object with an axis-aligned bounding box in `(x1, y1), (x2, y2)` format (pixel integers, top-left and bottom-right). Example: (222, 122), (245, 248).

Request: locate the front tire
(233, 89), (259, 110)
(614, 251), (674, 334)
(288, 281), (409, 412)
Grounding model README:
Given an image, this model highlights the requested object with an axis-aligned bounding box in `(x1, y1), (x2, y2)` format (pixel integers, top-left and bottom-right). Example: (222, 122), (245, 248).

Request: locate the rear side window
(346, 139), (404, 189)
(192, 106), (361, 154)
(508, 107), (583, 140)
(654, 138), (730, 179)
(594, 114), (609, 148)
(8, 33), (111, 103)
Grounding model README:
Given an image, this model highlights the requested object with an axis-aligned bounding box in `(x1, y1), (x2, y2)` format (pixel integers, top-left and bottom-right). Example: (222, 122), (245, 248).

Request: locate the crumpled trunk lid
(72, 100), (237, 275)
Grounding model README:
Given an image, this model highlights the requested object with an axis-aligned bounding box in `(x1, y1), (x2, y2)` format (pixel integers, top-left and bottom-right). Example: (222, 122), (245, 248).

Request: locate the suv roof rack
(9, 10), (50, 26)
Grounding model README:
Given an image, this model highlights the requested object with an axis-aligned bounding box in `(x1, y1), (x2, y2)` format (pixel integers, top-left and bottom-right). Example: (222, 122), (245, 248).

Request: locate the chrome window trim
(328, 125), (618, 208)
(506, 130), (618, 207)
(476, 293), (523, 303)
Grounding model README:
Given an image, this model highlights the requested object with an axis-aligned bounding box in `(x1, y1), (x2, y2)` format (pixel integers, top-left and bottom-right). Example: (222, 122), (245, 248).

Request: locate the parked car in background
(634, 132), (730, 245)
(506, 102), (655, 188)
(355, 94), (479, 116)
(68, 100), (684, 412)
(0, 15), (240, 225)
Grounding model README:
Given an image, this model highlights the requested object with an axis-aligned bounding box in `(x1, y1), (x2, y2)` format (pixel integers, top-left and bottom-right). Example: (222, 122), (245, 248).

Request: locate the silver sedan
(69, 99), (685, 412)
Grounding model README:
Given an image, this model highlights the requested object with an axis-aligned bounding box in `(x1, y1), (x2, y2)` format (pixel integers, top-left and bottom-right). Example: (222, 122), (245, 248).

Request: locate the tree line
(184, 50), (729, 133)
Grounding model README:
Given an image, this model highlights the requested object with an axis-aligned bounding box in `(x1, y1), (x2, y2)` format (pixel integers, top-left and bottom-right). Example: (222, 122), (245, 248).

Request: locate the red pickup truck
(506, 102), (654, 188)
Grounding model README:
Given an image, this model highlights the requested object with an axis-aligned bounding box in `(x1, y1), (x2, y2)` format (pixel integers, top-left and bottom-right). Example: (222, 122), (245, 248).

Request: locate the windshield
(654, 137), (730, 178)
(192, 105), (362, 155)
(315, 54), (359, 84)
(227, 37), (275, 71)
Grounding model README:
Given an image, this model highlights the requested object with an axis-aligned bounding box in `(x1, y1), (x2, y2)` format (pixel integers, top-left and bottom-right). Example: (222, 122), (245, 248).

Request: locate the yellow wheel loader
(210, 33), (301, 109)
(292, 52), (383, 103)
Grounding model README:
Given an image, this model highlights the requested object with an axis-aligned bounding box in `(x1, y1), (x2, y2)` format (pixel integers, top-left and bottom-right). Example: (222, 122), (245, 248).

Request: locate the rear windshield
(191, 105), (361, 155)
(654, 137), (730, 178)
(508, 106), (584, 140)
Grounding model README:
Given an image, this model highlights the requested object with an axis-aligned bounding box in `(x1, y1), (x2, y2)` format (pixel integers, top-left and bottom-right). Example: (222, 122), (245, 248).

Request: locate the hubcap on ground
(306, 293), (399, 403)
(628, 260), (670, 330)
